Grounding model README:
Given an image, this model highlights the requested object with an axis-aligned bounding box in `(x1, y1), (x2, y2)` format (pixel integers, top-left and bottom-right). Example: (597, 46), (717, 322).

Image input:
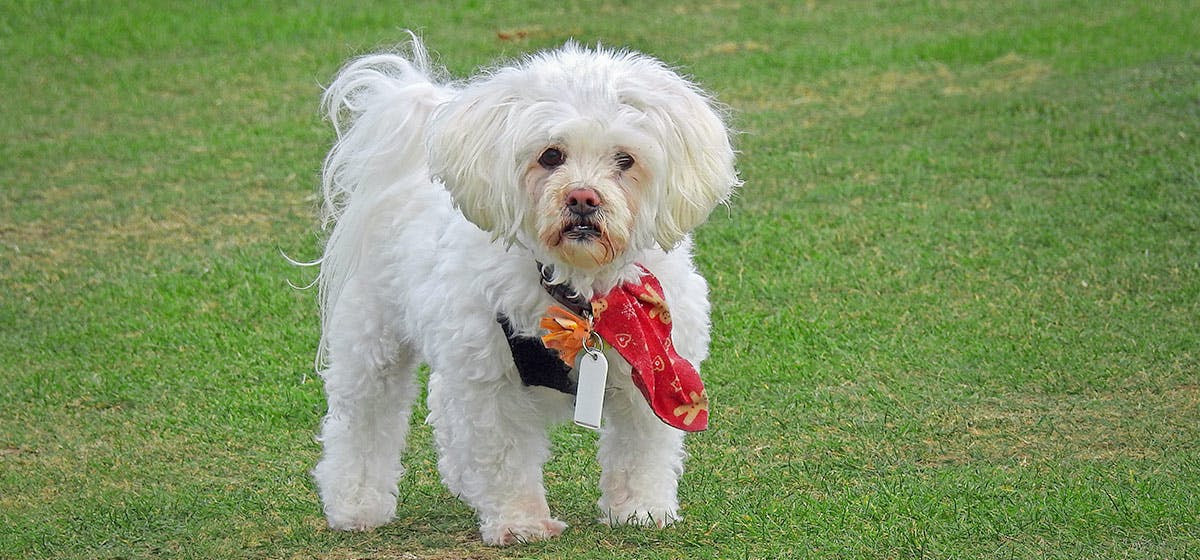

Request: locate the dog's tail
(315, 33), (453, 369)
(319, 33), (452, 228)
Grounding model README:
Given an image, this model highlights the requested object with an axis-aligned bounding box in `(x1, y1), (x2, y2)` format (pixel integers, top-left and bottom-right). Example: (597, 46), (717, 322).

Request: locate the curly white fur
(310, 33), (739, 546)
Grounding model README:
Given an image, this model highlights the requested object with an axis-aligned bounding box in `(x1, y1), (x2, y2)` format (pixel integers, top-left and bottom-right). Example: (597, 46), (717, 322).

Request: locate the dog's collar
(493, 263), (597, 397)
(492, 262), (588, 396)
(537, 262), (591, 319)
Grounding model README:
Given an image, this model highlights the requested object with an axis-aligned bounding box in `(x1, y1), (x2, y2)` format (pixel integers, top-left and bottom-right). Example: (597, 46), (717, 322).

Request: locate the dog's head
(428, 44), (739, 270)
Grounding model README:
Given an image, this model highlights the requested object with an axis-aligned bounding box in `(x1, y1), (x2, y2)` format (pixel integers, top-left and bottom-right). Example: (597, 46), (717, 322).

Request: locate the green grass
(2, 1), (1197, 558)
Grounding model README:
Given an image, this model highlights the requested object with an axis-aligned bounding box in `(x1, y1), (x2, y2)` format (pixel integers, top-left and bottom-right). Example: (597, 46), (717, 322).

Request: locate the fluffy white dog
(310, 34), (739, 546)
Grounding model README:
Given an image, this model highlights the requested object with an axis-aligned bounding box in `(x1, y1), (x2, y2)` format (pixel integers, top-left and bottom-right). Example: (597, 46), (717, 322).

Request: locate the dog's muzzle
(562, 188), (602, 240)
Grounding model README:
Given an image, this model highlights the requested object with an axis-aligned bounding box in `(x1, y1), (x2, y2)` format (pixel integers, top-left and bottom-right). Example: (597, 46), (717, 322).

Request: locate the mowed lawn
(2, 2), (1197, 559)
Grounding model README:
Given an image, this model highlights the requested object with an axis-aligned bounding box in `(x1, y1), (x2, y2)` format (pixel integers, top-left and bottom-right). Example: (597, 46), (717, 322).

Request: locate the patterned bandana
(541, 266), (709, 432)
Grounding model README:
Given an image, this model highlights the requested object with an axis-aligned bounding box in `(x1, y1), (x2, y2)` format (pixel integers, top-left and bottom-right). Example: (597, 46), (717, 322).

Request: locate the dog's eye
(538, 148), (565, 168)
(614, 152), (635, 171)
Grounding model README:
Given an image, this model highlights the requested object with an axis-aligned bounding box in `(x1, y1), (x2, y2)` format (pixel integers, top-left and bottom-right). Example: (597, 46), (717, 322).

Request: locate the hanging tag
(573, 347), (608, 430)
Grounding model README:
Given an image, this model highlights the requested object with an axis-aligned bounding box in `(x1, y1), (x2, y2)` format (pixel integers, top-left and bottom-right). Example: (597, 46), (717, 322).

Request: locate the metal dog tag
(573, 348), (608, 430)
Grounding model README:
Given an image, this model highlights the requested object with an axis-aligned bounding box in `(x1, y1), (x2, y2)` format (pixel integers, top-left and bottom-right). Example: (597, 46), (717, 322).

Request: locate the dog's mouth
(546, 215), (620, 268)
(561, 221), (602, 241)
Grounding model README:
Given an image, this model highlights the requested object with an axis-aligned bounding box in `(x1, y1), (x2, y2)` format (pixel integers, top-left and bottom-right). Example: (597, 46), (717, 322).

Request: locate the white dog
(310, 34), (739, 546)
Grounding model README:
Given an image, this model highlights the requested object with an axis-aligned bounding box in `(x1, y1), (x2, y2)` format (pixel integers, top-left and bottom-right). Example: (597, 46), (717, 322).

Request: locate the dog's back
(316, 37), (456, 367)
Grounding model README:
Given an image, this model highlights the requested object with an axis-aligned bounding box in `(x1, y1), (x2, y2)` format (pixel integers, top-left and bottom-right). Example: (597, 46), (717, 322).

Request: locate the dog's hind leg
(313, 344), (421, 531)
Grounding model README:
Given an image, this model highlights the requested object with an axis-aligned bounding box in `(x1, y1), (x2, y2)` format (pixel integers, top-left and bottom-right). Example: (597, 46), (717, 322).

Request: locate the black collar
(537, 262), (591, 318)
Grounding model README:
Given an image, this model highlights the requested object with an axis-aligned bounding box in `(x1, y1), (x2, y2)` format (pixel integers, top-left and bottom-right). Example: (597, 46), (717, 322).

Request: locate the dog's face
(428, 44), (739, 272)
(523, 134), (648, 268)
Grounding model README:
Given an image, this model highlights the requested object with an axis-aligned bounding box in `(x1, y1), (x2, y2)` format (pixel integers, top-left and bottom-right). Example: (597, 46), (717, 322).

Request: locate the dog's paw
(481, 517), (568, 546)
(600, 506), (681, 529)
(321, 487), (397, 532)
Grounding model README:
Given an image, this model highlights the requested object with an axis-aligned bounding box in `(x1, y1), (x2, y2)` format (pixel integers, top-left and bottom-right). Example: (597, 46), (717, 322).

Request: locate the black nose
(566, 188), (601, 216)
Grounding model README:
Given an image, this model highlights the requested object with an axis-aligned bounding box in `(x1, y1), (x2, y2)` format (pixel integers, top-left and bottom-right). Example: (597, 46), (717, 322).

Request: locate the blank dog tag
(573, 349), (608, 430)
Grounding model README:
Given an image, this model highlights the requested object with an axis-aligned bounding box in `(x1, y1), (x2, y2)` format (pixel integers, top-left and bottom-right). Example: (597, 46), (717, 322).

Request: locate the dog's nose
(565, 188), (601, 216)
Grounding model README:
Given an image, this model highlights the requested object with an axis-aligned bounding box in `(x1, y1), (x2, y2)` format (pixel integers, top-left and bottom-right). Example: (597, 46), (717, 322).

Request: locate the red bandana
(541, 267), (709, 432)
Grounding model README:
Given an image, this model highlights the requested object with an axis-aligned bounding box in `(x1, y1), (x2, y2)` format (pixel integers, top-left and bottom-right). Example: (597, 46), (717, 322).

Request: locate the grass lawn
(2, 1), (1197, 558)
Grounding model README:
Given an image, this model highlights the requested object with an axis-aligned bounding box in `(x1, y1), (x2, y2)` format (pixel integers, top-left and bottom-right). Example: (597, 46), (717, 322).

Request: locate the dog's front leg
(426, 373), (566, 546)
(596, 383), (687, 528)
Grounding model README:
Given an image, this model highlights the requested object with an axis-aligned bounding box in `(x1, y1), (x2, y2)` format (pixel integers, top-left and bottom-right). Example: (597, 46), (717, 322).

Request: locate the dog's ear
(426, 81), (527, 240)
(620, 66), (741, 250)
